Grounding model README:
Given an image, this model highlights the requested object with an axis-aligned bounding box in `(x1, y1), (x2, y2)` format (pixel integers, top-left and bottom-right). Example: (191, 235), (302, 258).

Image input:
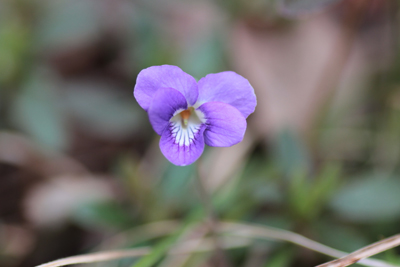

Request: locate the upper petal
(134, 65), (198, 111)
(160, 122), (206, 166)
(148, 88), (188, 135)
(198, 102), (247, 147)
(196, 71), (256, 118)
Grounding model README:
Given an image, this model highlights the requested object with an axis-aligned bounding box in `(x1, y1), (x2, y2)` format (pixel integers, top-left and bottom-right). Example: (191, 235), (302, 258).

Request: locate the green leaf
(128, 11), (173, 68)
(11, 69), (68, 150)
(315, 221), (368, 252)
(73, 201), (134, 230)
(131, 218), (199, 267)
(273, 129), (310, 177)
(330, 173), (400, 223)
(63, 80), (147, 139)
(288, 163), (340, 220)
(179, 30), (224, 79)
(132, 234), (180, 267)
(264, 247), (294, 267)
(36, 0), (100, 49)
(278, 0), (343, 17)
(161, 163), (195, 204)
(0, 12), (30, 84)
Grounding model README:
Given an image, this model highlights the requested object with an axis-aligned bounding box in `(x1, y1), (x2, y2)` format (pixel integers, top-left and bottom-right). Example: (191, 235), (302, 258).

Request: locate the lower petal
(160, 122), (205, 166)
(197, 102), (247, 147)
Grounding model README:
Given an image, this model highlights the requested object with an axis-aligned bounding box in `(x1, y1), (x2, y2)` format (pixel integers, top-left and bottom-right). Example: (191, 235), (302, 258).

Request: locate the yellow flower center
(180, 107), (193, 126)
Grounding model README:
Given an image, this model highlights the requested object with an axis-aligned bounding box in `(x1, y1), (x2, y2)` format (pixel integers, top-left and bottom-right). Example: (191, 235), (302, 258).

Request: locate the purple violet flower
(134, 65), (257, 166)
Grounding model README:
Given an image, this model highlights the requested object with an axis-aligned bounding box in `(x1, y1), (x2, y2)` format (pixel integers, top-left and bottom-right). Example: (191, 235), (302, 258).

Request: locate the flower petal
(148, 88), (187, 135)
(198, 102), (246, 147)
(134, 65), (198, 111)
(196, 71), (256, 118)
(160, 123), (206, 166)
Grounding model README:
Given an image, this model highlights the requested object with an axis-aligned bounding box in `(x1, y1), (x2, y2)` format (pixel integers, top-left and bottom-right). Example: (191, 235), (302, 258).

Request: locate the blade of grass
(130, 231), (183, 267)
(158, 224), (208, 267)
(131, 212), (203, 267)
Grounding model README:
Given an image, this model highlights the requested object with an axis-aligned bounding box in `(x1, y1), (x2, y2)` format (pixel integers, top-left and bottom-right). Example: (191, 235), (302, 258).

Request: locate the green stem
(195, 161), (232, 267)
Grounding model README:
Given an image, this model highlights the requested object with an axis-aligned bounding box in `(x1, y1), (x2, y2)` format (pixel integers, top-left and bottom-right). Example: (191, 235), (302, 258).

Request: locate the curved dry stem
(35, 221), (399, 267)
(221, 222), (399, 267)
(34, 236), (249, 267)
(35, 248), (150, 267)
(317, 234), (400, 267)
(96, 220), (180, 251)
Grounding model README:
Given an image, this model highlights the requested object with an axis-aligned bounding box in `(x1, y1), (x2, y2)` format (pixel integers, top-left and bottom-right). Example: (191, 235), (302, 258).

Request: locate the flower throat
(180, 107), (194, 127)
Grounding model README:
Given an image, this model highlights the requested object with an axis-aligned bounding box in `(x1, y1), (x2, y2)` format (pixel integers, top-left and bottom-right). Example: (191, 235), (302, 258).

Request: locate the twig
(316, 234), (400, 267)
(221, 222), (399, 267)
(35, 221), (400, 267)
(35, 248), (150, 267)
(34, 236), (250, 267)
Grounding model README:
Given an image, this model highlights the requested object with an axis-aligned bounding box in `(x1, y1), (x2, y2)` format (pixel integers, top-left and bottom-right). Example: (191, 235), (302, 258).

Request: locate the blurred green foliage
(1, 0), (400, 267)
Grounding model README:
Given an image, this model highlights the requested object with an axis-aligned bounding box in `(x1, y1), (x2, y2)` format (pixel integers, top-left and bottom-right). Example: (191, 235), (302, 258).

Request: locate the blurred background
(1, 0), (400, 266)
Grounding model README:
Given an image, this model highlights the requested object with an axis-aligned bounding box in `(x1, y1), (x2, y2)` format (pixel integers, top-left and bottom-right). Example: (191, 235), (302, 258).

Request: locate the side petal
(196, 71), (256, 118)
(134, 65), (198, 111)
(160, 123), (206, 166)
(148, 88), (187, 135)
(197, 102), (247, 147)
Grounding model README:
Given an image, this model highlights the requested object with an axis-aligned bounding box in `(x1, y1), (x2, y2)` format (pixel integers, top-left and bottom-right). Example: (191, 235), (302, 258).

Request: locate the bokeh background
(1, 0), (400, 266)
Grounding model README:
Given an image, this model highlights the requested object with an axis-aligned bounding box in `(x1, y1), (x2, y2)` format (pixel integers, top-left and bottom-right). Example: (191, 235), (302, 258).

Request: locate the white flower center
(169, 107), (204, 146)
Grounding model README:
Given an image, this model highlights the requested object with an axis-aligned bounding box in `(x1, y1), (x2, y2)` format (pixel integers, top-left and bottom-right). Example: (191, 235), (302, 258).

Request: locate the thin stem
(195, 161), (232, 267)
(35, 236), (250, 267)
(221, 222), (399, 267)
(35, 248), (150, 267)
(316, 234), (400, 267)
(35, 221), (399, 267)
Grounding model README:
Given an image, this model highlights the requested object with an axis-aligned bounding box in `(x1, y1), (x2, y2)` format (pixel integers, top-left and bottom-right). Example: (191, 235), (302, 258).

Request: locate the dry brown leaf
(230, 14), (368, 136)
(24, 175), (113, 228)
